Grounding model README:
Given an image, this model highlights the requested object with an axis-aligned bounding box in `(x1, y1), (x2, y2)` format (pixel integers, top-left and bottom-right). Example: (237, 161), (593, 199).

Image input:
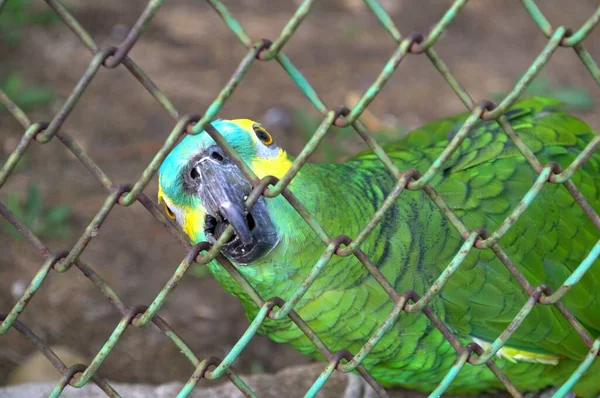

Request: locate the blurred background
(1, 0), (599, 392)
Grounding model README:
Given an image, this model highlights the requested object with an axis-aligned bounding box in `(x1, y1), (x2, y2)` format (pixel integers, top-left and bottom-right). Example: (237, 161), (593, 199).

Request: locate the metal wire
(1, 1), (599, 397)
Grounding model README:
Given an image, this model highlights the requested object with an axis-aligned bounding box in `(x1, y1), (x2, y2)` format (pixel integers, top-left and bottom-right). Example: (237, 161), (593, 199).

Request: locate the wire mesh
(1, 1), (600, 397)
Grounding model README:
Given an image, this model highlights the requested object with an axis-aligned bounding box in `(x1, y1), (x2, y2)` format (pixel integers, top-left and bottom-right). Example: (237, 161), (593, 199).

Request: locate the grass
(1, 183), (72, 240)
(0, 0), (60, 46)
(1, 0), (57, 111)
(0, 73), (55, 111)
(0, 1), (62, 241)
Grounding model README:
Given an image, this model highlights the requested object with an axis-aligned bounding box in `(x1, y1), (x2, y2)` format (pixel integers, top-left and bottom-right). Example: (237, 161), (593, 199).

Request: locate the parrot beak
(194, 156), (252, 244)
(189, 145), (279, 264)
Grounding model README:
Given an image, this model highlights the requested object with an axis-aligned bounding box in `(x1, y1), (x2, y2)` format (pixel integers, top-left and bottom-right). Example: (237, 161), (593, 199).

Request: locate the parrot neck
(249, 158), (426, 291)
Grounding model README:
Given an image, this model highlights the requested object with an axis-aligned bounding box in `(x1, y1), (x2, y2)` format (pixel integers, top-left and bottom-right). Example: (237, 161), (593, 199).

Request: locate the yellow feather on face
(158, 176), (206, 242)
(229, 119), (293, 180)
(230, 119), (256, 135)
(182, 207), (206, 242)
(251, 150), (293, 180)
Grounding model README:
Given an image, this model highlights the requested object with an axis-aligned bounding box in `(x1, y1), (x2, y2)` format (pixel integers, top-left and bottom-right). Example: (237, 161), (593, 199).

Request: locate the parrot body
(158, 97), (600, 396)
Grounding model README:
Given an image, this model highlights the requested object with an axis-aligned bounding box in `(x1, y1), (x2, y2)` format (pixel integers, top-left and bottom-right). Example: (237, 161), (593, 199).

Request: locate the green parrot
(157, 97), (600, 397)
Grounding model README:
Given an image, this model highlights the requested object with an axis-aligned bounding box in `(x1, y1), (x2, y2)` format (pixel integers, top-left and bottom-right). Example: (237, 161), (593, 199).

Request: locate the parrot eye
(163, 202), (176, 219)
(253, 124), (273, 146)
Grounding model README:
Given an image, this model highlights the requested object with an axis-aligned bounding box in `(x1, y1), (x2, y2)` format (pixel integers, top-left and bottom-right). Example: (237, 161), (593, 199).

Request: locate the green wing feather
(341, 96), (600, 393)
(370, 97), (600, 358)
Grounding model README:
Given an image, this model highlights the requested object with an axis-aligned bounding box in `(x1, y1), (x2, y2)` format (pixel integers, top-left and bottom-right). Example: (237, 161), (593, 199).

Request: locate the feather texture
(164, 97), (600, 396)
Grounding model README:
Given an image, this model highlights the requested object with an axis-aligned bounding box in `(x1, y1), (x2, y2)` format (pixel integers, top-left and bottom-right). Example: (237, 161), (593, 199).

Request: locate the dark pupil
(257, 131), (269, 142)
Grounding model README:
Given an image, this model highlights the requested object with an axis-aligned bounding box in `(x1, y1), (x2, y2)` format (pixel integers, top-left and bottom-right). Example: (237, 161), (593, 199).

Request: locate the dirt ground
(1, 0), (599, 394)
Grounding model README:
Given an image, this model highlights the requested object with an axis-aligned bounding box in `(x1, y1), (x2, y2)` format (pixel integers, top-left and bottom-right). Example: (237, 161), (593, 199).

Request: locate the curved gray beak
(194, 149), (252, 244)
(187, 144), (279, 264)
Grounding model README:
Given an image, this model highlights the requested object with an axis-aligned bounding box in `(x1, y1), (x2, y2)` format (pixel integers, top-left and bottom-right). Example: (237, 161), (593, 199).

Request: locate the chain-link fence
(1, 1), (600, 397)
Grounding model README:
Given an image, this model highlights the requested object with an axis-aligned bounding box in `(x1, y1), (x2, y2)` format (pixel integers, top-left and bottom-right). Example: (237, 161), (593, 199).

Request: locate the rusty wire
(1, 1), (600, 397)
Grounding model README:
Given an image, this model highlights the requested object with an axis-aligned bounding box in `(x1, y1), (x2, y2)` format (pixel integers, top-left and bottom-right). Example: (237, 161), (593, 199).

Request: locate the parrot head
(157, 119), (293, 265)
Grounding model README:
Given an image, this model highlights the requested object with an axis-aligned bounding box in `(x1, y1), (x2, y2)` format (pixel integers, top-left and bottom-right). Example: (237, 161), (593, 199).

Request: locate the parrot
(157, 97), (600, 397)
